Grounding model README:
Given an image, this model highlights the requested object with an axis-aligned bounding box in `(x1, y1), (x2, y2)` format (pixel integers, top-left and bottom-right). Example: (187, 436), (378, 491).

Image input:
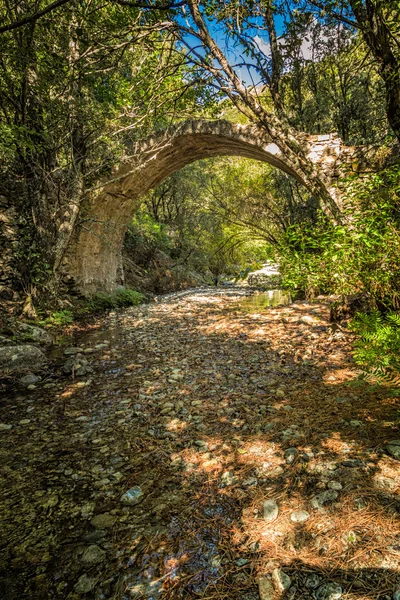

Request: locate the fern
(351, 310), (400, 385)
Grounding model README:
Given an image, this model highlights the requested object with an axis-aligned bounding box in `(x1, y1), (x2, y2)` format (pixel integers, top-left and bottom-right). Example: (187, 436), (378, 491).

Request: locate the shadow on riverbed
(0, 290), (399, 599)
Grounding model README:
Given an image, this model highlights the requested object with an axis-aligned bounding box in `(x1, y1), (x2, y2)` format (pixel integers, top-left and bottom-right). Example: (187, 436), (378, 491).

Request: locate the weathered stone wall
(65, 119), (398, 295)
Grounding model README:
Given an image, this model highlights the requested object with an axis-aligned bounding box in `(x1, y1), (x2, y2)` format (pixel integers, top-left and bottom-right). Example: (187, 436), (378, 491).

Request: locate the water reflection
(236, 289), (292, 311)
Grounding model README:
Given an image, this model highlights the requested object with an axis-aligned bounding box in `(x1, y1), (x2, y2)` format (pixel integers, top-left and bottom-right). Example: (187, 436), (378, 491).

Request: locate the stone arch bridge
(65, 119), (388, 294)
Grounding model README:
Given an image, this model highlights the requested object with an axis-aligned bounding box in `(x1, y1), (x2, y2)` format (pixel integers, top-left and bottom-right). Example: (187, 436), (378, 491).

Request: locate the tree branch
(0, 0), (187, 34)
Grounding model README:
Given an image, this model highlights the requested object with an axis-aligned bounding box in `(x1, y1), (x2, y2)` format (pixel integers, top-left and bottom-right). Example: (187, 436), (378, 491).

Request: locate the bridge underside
(63, 120), (375, 295)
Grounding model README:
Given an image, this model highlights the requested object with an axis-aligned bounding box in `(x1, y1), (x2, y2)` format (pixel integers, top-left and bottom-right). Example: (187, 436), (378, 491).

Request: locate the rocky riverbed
(1, 288), (400, 599)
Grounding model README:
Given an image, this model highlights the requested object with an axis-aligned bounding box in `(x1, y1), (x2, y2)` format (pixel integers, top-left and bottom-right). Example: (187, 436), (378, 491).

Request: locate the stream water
(236, 289), (292, 311)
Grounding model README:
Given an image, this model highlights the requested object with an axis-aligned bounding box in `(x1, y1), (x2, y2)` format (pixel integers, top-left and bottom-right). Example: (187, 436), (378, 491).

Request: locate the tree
(306, 0), (400, 142)
(0, 0), (211, 304)
(173, 0), (342, 219)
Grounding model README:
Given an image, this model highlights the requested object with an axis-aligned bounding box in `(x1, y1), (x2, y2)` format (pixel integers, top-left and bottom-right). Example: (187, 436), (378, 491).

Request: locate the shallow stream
(236, 289), (292, 311)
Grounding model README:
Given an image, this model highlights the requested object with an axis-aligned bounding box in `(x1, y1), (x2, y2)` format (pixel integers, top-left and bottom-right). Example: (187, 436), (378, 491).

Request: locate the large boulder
(14, 322), (53, 346)
(0, 345), (47, 375)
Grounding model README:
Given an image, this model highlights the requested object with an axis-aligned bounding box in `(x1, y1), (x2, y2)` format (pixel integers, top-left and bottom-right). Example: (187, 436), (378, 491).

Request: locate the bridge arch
(65, 120), (350, 294)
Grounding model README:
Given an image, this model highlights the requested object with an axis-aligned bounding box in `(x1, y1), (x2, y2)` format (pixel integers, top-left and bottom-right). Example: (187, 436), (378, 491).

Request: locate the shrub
(87, 288), (144, 311)
(40, 310), (74, 327)
(350, 310), (400, 386)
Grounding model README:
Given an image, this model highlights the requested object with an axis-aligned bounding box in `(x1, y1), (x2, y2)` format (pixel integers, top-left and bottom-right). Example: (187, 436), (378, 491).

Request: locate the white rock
(258, 576), (275, 600)
(262, 499), (279, 522)
(272, 568), (291, 592)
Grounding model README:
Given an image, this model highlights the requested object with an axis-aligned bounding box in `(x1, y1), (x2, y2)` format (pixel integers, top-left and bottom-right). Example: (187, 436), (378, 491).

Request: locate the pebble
(258, 575), (275, 600)
(262, 499), (279, 522)
(242, 477), (258, 487)
(64, 347), (84, 355)
(328, 481), (342, 491)
(81, 545), (106, 565)
(284, 447), (298, 464)
(290, 510), (310, 523)
(386, 440), (400, 461)
(310, 490), (339, 509)
(194, 439), (208, 448)
(235, 558), (249, 566)
(74, 574), (97, 594)
(272, 568), (291, 592)
(91, 513), (116, 529)
(84, 530), (106, 544)
(220, 471), (238, 487)
(316, 582), (342, 599)
(20, 373), (40, 386)
(0, 423), (12, 431)
(120, 485), (144, 505)
(305, 573), (321, 589)
(341, 459), (363, 468)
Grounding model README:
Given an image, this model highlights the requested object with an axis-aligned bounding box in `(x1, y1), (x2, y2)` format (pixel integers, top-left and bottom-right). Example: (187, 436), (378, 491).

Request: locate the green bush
(277, 165), (400, 305)
(351, 310), (400, 386)
(87, 288), (144, 311)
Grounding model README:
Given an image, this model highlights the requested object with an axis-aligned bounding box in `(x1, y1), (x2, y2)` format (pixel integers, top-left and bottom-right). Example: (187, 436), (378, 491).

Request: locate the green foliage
(39, 310), (74, 328)
(125, 158), (273, 282)
(125, 212), (171, 266)
(277, 165), (400, 303)
(350, 310), (400, 386)
(87, 288), (144, 311)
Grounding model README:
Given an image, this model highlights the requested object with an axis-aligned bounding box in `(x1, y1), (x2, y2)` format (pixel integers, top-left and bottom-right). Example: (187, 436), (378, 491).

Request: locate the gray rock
(242, 477), (258, 487)
(284, 448), (298, 464)
(194, 439), (208, 448)
(393, 587), (400, 600)
(20, 373), (40, 387)
(311, 490), (339, 509)
(74, 574), (97, 594)
(14, 322), (52, 345)
(63, 354), (92, 376)
(328, 481), (342, 491)
(0, 345), (47, 374)
(84, 531), (106, 544)
(386, 440), (400, 461)
(290, 510), (310, 523)
(262, 499), (279, 522)
(221, 471), (239, 487)
(91, 513), (116, 529)
(64, 347), (84, 355)
(305, 573), (321, 589)
(0, 423), (12, 431)
(120, 485), (144, 505)
(83, 347), (95, 354)
(0, 335), (15, 346)
(81, 545), (106, 565)
(272, 568), (291, 592)
(341, 459), (363, 468)
(258, 576), (275, 600)
(316, 582), (342, 599)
